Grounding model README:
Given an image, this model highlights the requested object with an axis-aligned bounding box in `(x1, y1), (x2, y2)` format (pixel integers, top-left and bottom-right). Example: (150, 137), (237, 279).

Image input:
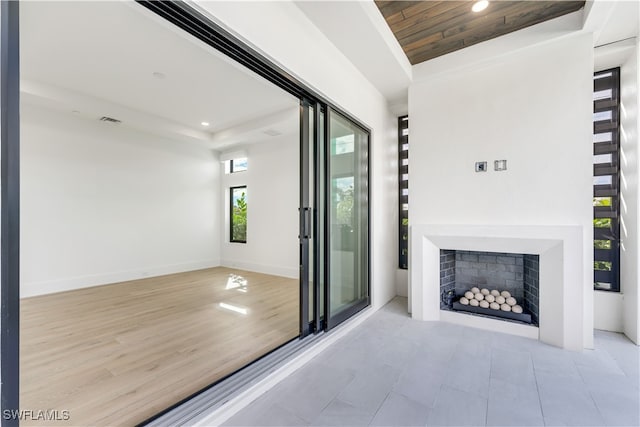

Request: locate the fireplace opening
(440, 250), (539, 326)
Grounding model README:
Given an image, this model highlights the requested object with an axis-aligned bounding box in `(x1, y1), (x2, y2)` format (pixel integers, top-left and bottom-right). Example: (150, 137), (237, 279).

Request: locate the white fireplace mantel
(409, 224), (592, 351)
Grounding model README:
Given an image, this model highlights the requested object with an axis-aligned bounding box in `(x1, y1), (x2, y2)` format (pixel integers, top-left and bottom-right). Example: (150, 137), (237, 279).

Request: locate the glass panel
(594, 175), (612, 185)
(594, 218), (612, 228)
(593, 132), (612, 143)
(594, 240), (612, 249)
(593, 154), (612, 164)
(593, 89), (612, 100)
(328, 112), (368, 318)
(231, 157), (248, 173)
(593, 111), (612, 121)
(593, 197), (612, 206)
(231, 186), (247, 242)
(594, 72), (613, 79)
(594, 261), (612, 271)
(334, 134), (354, 154)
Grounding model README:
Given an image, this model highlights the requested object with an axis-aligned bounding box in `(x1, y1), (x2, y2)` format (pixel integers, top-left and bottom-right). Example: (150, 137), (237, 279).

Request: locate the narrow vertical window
(230, 186), (247, 243)
(399, 116), (409, 269)
(593, 68), (620, 292)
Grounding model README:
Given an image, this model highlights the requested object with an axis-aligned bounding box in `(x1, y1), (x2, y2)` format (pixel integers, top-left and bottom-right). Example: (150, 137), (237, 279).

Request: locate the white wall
(194, 1), (398, 310)
(408, 32), (594, 346)
(594, 290), (624, 332)
(220, 137), (299, 278)
(620, 41), (639, 343)
(21, 104), (221, 297)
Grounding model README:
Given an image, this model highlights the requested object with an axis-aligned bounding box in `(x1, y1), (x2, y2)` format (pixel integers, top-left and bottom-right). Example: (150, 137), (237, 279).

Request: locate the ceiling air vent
(99, 116), (121, 124)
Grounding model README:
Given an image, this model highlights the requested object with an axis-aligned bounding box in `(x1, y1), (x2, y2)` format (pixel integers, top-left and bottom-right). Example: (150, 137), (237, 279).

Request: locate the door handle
(301, 207), (312, 239)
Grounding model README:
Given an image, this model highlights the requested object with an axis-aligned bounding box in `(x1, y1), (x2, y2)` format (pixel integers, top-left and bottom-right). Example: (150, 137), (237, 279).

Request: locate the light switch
(475, 161), (487, 172)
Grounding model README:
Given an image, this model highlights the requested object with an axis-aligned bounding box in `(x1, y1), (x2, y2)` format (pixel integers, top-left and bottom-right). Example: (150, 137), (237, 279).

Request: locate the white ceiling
(588, 0), (639, 47)
(586, 0), (639, 71)
(295, 0), (412, 113)
(20, 1), (299, 150)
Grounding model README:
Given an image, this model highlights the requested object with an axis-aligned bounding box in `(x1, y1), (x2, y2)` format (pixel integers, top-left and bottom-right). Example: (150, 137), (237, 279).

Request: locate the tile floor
(224, 297), (640, 426)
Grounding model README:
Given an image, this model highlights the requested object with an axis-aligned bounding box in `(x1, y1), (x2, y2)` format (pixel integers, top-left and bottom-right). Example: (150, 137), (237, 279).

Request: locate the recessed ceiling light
(201, 121), (210, 127)
(472, 0), (489, 12)
(152, 71), (166, 79)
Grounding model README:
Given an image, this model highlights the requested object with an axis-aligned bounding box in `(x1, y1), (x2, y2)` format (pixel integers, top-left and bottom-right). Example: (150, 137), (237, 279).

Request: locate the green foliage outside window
(594, 218), (612, 228)
(232, 189), (247, 242)
(336, 185), (354, 226)
(594, 261), (612, 271)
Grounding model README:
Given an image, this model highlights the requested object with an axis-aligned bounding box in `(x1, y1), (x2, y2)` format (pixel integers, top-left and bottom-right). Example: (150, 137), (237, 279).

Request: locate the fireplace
(409, 224), (590, 351)
(440, 250), (539, 326)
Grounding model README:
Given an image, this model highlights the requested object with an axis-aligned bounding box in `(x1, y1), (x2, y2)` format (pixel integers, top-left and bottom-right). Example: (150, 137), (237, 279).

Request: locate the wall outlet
(494, 160), (507, 171)
(475, 161), (487, 172)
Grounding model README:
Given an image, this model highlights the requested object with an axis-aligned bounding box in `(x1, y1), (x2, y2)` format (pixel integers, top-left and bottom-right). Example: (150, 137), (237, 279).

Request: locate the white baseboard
(220, 259), (298, 279)
(21, 259), (221, 298)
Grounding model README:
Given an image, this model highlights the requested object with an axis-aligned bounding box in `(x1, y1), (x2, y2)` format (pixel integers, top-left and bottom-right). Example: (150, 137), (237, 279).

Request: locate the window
(398, 116), (409, 269)
(592, 68), (620, 292)
(230, 186), (247, 243)
(230, 157), (247, 173)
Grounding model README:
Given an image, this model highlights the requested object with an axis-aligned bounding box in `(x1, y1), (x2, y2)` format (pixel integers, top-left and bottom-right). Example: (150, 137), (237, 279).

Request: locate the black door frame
(299, 99), (311, 336)
(1, 1), (21, 424)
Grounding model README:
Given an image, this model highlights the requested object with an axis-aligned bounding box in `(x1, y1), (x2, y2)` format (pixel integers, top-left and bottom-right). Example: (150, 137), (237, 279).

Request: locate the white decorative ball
(460, 297), (469, 305)
(490, 302), (500, 310)
(474, 293), (484, 301)
(512, 305), (523, 314)
(506, 297), (517, 306)
(479, 300), (490, 309)
(471, 287), (480, 294)
(465, 291), (474, 300)
(485, 294), (495, 303)
(496, 296), (506, 304)
(501, 303), (511, 312)
(469, 299), (480, 307)
(490, 289), (500, 297)
(501, 290), (511, 299)
(480, 288), (490, 295)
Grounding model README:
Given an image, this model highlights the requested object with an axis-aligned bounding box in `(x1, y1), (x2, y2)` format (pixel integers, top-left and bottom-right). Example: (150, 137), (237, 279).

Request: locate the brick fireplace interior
(440, 249), (540, 326)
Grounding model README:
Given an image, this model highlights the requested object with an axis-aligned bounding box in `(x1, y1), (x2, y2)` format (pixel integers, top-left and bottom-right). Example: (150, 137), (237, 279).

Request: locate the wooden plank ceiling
(375, 1), (585, 64)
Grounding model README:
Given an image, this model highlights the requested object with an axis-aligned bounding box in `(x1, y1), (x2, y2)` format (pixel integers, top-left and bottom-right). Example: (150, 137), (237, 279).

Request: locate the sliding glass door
(324, 108), (369, 329)
(300, 105), (369, 333)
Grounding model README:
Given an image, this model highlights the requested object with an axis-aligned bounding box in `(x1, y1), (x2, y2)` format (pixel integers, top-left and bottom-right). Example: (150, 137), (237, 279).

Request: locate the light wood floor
(20, 267), (299, 426)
